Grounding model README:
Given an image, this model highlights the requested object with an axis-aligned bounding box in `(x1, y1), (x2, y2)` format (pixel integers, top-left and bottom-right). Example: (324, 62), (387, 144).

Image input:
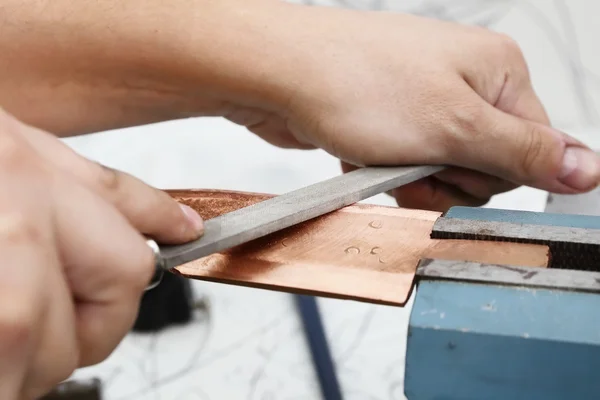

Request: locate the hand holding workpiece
(224, 7), (600, 211)
(0, 109), (203, 399)
(3, 1), (599, 213)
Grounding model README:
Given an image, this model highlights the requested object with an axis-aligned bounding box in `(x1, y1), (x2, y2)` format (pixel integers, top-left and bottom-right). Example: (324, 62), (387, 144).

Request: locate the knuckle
(496, 33), (527, 67)
(0, 131), (27, 168)
(0, 212), (43, 246)
(444, 101), (488, 156)
(520, 126), (545, 177)
(497, 33), (522, 56)
(95, 163), (122, 193)
(0, 112), (39, 166)
(453, 101), (487, 135)
(0, 306), (33, 354)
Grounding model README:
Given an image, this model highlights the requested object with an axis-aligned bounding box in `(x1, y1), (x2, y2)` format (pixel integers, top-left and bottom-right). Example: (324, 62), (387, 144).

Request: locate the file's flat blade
(159, 165), (443, 269)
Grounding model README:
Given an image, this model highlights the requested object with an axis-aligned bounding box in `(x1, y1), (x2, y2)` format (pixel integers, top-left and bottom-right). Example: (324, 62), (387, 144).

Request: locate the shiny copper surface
(166, 189), (550, 306)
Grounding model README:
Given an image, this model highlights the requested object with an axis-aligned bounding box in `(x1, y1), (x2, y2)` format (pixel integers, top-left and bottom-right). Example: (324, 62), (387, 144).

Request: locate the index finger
(17, 125), (204, 244)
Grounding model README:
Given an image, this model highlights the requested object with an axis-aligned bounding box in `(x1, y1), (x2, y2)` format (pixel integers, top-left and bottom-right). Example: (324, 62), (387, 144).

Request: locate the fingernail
(179, 204), (204, 235)
(559, 146), (600, 191)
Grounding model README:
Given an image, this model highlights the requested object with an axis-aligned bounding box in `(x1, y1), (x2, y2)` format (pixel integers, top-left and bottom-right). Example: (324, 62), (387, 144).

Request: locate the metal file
(154, 165), (443, 270)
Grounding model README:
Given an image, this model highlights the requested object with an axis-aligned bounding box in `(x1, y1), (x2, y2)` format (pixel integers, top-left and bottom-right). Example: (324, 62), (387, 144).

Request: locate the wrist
(174, 0), (321, 113)
(70, 0), (326, 127)
(185, 2), (374, 115)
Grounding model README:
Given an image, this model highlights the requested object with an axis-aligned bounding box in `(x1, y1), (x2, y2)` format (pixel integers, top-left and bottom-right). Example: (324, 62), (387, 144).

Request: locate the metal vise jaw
(405, 188), (600, 400)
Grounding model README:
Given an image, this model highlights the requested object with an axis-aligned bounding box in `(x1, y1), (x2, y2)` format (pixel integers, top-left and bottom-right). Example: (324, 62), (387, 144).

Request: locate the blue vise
(405, 190), (600, 400)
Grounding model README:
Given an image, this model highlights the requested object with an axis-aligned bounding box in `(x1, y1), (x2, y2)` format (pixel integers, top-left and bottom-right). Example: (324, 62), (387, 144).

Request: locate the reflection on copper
(166, 189), (550, 306)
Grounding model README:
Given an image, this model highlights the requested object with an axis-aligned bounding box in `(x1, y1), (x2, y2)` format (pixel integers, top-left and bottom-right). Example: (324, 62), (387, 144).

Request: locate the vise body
(405, 188), (600, 400)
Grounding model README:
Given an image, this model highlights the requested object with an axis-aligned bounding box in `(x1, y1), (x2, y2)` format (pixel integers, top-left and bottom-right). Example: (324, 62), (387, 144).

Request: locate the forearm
(0, 0), (306, 136)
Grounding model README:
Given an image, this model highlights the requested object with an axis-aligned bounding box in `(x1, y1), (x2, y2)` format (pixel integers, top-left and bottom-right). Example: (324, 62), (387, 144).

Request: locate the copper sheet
(167, 189), (550, 306)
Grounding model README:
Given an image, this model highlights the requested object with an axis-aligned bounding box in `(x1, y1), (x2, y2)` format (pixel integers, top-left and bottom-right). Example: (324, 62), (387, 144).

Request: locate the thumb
(451, 102), (600, 194)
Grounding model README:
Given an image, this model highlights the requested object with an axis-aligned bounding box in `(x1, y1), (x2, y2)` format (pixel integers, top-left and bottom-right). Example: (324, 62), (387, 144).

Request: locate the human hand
(223, 5), (600, 211)
(0, 109), (203, 399)
(3, 1), (597, 211)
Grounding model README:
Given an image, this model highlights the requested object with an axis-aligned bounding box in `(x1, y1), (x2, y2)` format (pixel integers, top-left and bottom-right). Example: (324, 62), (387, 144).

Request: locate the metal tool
(145, 239), (164, 290)
(416, 258), (600, 293)
(430, 216), (600, 271)
(146, 165), (442, 279)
